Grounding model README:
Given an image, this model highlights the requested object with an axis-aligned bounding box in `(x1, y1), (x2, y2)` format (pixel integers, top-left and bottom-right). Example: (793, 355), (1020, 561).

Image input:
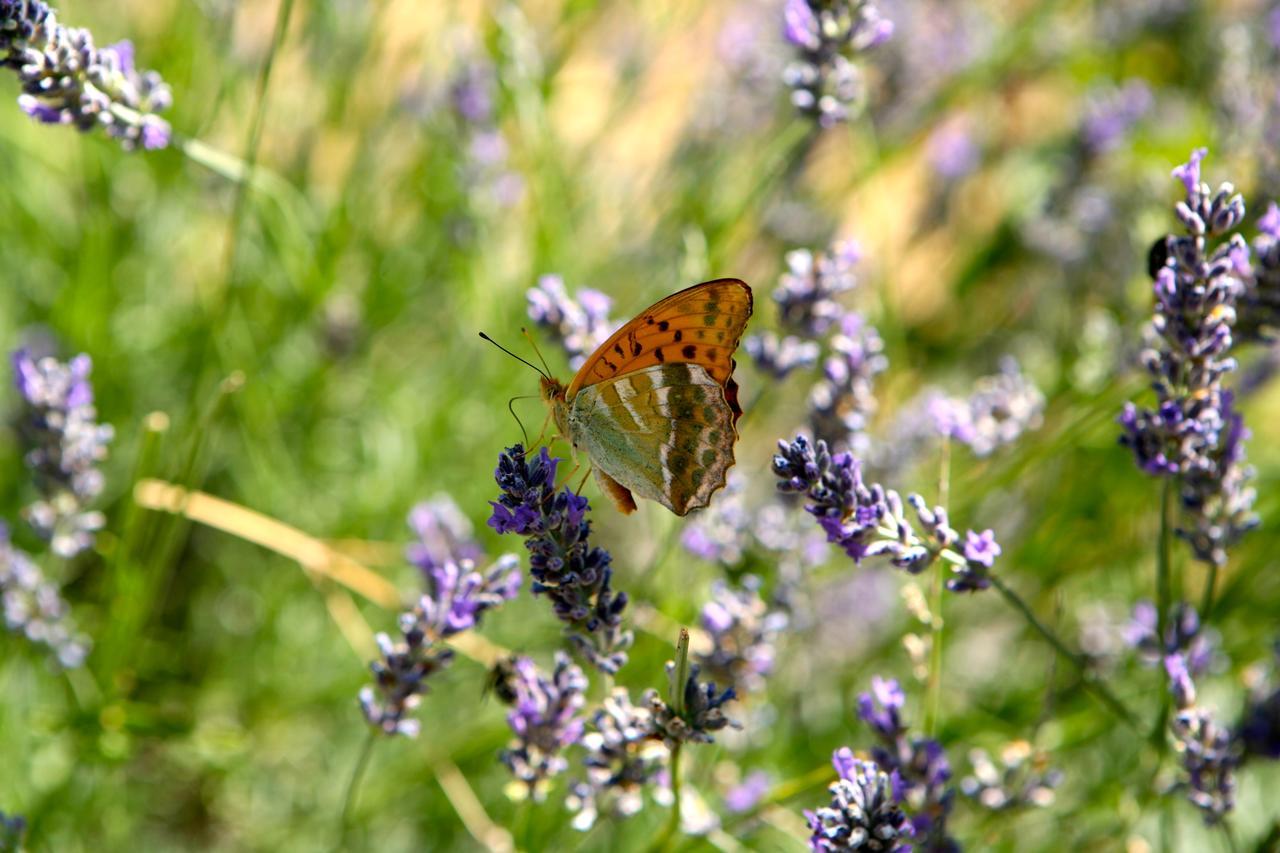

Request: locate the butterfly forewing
(565, 279), (753, 397)
(568, 362), (739, 515)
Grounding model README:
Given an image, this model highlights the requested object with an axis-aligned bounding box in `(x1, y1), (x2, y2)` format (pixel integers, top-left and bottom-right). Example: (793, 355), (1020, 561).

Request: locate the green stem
(339, 731), (377, 846)
(1200, 561), (1219, 624)
(925, 438), (951, 736)
(650, 630), (691, 853)
(1156, 477), (1173, 660)
(989, 575), (1138, 729)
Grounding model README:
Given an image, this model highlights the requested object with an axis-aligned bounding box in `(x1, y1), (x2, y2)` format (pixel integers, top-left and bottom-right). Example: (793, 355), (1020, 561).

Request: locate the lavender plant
(772, 435), (1000, 591)
(960, 741), (1062, 811)
(782, 0), (893, 127)
(489, 444), (632, 674)
(1119, 148), (1257, 568)
(805, 748), (913, 851)
(526, 276), (616, 371)
(694, 576), (788, 695)
(1164, 653), (1238, 823)
(359, 551), (520, 737)
(0, 523), (88, 668)
(447, 57), (523, 208)
(405, 494), (484, 575)
(498, 652), (587, 800)
(566, 688), (666, 831)
(0, 811), (24, 853)
(0, 0), (171, 149)
(1239, 201), (1280, 341)
(920, 359), (1045, 458)
(858, 676), (956, 847)
(12, 350), (113, 558)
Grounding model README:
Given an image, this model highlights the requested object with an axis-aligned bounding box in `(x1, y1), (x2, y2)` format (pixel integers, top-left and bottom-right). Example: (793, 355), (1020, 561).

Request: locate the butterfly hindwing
(568, 363), (738, 516)
(565, 279), (753, 398)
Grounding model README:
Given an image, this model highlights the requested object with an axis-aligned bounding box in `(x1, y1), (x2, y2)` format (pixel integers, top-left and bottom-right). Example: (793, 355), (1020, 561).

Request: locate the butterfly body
(538, 279), (752, 516)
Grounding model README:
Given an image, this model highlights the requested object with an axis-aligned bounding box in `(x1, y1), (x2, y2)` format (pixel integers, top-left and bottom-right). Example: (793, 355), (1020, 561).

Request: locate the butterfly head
(539, 375), (572, 442)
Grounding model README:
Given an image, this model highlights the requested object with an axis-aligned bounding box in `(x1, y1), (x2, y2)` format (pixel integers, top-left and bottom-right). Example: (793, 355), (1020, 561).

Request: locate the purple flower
(647, 662), (739, 747)
(1120, 149), (1255, 565)
(0, 522), (89, 667)
(953, 529), (1002, 591)
(490, 445), (632, 674)
(695, 576), (788, 695)
(0, 810), (25, 851)
(499, 653), (588, 799)
(725, 771), (771, 813)
(405, 495), (484, 575)
(745, 331), (821, 379)
(1238, 680), (1280, 761)
(805, 752), (913, 852)
(927, 116), (979, 179)
(1081, 80), (1152, 154)
(1165, 653), (1197, 709)
(566, 689), (664, 830)
(775, 242), (862, 337)
(809, 312), (887, 452)
(2, 8), (172, 150)
(782, 0), (893, 127)
(527, 275), (617, 370)
(418, 556), (520, 638)
(360, 555), (517, 737)
(858, 676), (906, 739)
(961, 741), (1062, 810)
(12, 349), (112, 558)
(1124, 600), (1220, 677)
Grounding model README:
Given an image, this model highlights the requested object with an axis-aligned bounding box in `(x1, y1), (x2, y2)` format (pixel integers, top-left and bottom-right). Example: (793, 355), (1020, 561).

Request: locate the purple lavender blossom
(360, 556), (519, 737)
(1119, 149), (1257, 565)
(12, 350), (112, 558)
(857, 676), (955, 846)
(805, 749), (913, 852)
(960, 741), (1062, 810)
(772, 435), (1000, 591)
(1164, 652), (1238, 823)
(1081, 80), (1153, 154)
(926, 115), (979, 179)
(809, 312), (887, 452)
(775, 242), (862, 338)
(489, 444), (632, 674)
(1240, 201), (1280, 340)
(695, 576), (788, 695)
(745, 331), (821, 378)
(1238, 678), (1280, 761)
(527, 275), (616, 370)
(0, 2), (171, 149)
(405, 495), (484, 576)
(782, 0), (893, 127)
(725, 770), (771, 813)
(566, 688), (665, 830)
(0, 810), (25, 851)
(1123, 600), (1219, 677)
(0, 522), (89, 667)
(447, 57), (523, 208)
(499, 653), (588, 799)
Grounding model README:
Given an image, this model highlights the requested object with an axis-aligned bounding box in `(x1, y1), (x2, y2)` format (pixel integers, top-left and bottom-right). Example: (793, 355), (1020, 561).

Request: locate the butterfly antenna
(520, 327), (555, 378)
(507, 395), (531, 448)
(479, 331), (549, 380)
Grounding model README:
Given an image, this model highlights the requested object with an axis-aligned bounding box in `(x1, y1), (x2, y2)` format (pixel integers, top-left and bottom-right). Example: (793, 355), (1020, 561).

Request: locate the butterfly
(538, 279), (753, 516)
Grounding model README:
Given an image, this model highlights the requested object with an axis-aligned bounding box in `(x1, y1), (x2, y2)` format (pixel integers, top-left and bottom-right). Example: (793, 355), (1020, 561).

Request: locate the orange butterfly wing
(565, 278), (753, 409)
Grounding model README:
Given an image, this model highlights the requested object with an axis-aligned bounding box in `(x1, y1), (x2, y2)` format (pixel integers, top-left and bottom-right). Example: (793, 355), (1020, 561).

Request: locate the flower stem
(339, 731), (377, 845)
(651, 629), (691, 853)
(1200, 561), (1219, 623)
(1156, 477), (1173, 658)
(988, 575), (1138, 729)
(925, 438), (951, 736)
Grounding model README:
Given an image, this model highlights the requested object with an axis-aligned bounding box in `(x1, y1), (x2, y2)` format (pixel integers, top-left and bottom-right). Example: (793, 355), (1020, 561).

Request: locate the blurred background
(1, 0), (1279, 849)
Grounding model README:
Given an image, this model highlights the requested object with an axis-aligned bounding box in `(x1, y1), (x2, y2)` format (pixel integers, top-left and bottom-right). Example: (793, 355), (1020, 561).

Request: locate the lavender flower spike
(1, 2), (171, 149)
(1119, 148), (1257, 565)
(0, 522), (89, 667)
(499, 653), (588, 800)
(490, 444), (632, 673)
(805, 750), (913, 852)
(13, 349), (113, 558)
(782, 0), (893, 128)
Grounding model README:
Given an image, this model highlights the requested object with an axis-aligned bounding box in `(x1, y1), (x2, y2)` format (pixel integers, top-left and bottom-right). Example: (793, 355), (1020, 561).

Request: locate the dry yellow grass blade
(133, 478), (402, 609)
(434, 757), (515, 853)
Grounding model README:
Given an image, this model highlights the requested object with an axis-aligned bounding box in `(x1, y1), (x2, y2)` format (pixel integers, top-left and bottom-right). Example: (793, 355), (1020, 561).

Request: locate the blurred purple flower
(725, 771), (771, 813)
(961, 741), (1062, 810)
(419, 556), (520, 638)
(1081, 80), (1152, 154)
(567, 688), (665, 830)
(782, 0), (893, 127)
(926, 116), (979, 179)
(12, 349), (112, 558)
(809, 312), (887, 452)
(405, 495), (484, 576)
(695, 576), (788, 695)
(775, 241), (862, 338)
(0, 522), (89, 668)
(1124, 600), (1220, 677)
(527, 275), (617, 370)
(499, 653), (588, 799)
